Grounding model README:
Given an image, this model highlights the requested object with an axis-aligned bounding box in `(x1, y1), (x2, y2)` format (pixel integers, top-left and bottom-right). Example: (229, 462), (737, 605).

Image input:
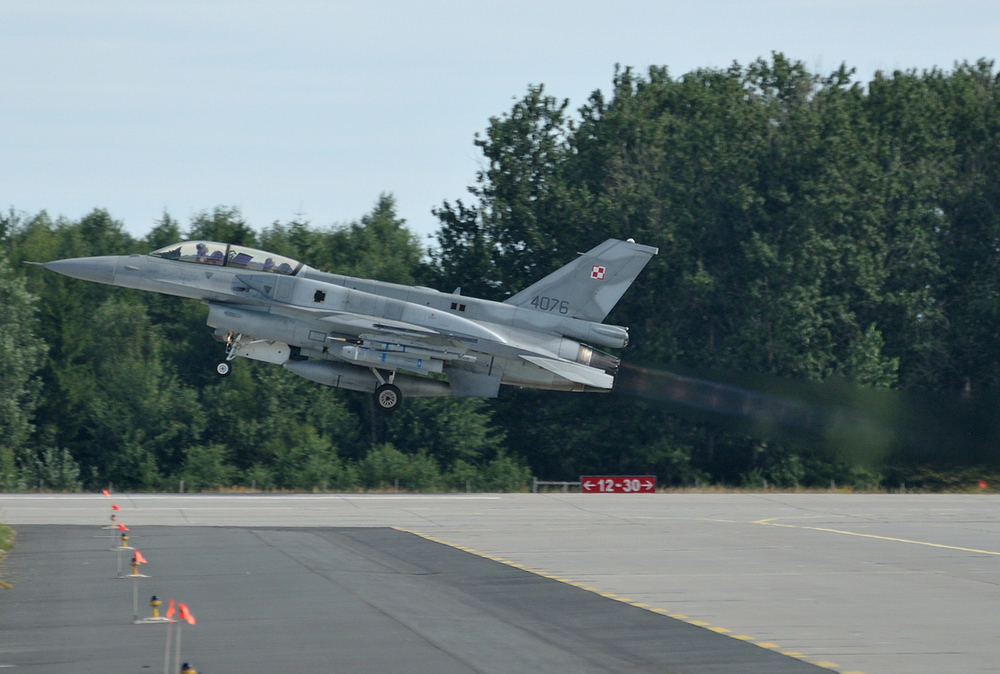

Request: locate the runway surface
(2, 493), (999, 674)
(1, 525), (825, 673)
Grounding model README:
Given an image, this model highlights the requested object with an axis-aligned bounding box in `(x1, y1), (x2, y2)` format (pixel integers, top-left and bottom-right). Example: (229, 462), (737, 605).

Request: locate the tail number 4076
(530, 296), (569, 314)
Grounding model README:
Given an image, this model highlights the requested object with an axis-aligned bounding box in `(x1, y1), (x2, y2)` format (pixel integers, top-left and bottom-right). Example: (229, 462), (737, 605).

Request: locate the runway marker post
(102, 503), (121, 529)
(112, 524), (134, 577)
(95, 503), (120, 538)
(163, 599), (175, 674)
(135, 595), (171, 626)
(112, 522), (132, 547)
(128, 551), (151, 621)
(174, 603), (196, 674)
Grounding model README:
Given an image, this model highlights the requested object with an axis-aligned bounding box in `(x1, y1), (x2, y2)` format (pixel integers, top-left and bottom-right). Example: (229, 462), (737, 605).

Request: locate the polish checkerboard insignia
(591, 265), (606, 280)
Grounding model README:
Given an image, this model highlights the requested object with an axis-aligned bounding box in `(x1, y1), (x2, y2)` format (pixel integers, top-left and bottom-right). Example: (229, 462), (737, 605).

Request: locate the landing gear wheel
(215, 361), (232, 377)
(374, 383), (402, 412)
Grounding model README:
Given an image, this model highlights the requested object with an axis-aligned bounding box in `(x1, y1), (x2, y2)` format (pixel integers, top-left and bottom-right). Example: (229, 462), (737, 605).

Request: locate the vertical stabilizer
(503, 239), (658, 322)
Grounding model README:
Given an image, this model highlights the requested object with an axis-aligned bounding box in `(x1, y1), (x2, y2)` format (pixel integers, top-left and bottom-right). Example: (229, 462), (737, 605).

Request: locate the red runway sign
(580, 476), (656, 493)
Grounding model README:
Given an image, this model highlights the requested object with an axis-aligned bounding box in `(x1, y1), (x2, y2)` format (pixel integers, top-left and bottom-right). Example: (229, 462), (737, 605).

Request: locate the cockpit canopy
(148, 241), (303, 276)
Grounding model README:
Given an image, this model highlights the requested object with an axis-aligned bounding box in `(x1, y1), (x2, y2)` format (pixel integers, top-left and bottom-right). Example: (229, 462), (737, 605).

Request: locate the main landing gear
(371, 368), (402, 412)
(374, 383), (402, 412)
(215, 332), (242, 377)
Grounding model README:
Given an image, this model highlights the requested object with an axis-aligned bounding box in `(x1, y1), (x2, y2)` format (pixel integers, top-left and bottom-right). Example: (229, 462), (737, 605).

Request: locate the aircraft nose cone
(42, 256), (119, 285)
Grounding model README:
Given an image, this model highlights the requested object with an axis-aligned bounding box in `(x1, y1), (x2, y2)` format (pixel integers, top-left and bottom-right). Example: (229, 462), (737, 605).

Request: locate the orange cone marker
(130, 550), (149, 575)
(178, 604), (195, 625)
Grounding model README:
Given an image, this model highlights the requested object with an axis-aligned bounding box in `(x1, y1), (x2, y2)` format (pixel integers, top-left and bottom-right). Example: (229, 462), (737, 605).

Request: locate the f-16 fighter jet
(37, 238), (657, 411)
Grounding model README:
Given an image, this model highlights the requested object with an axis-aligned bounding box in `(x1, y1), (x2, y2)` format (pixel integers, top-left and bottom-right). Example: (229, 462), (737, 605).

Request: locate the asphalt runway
(1, 525), (824, 674)
(2, 493), (999, 674)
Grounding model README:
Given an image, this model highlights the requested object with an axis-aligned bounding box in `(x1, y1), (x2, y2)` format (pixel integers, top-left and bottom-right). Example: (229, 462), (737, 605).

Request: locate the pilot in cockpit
(196, 243), (224, 265)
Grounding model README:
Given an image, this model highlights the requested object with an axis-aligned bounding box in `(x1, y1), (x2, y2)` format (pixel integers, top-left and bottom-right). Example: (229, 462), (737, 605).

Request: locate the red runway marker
(178, 604), (196, 625)
(580, 475), (656, 493)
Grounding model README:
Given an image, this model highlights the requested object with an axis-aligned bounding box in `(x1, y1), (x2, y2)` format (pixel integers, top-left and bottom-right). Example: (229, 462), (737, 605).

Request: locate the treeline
(3, 54), (1000, 491)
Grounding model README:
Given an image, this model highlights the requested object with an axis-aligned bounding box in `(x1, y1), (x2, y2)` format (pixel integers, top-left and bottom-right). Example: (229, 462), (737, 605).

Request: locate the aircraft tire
(216, 361), (232, 377)
(374, 383), (402, 412)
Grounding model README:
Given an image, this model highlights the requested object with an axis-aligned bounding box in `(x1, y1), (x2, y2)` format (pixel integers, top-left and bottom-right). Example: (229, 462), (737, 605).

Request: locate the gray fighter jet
(37, 238), (657, 411)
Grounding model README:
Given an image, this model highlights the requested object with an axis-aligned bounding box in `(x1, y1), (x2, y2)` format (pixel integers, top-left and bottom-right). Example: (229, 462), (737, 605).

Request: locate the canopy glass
(149, 241), (302, 275)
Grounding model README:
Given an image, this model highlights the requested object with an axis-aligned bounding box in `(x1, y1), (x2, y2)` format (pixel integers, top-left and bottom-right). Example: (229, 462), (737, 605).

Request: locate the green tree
(357, 443), (442, 491)
(433, 86), (588, 298)
(385, 397), (504, 466)
(0, 255), (47, 489)
(200, 360), (362, 481)
(180, 445), (235, 492)
(144, 212), (183, 251)
(261, 194), (429, 284)
(434, 55), (1000, 485)
(187, 207), (257, 245)
(81, 298), (205, 489)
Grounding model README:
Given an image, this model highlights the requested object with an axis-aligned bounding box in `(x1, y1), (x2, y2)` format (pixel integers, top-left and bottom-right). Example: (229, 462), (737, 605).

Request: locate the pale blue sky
(3, 1), (997, 242)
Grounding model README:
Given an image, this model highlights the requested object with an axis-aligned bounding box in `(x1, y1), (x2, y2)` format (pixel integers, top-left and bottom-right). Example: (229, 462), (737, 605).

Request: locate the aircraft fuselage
(40, 238), (656, 409)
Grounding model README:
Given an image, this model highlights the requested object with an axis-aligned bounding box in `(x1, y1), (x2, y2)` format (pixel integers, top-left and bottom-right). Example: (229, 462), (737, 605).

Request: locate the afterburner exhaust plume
(616, 362), (822, 429)
(614, 362), (898, 464)
(615, 361), (1000, 466)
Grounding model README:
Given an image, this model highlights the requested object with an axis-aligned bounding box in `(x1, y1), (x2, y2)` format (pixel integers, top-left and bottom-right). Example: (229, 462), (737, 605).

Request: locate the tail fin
(504, 239), (658, 322)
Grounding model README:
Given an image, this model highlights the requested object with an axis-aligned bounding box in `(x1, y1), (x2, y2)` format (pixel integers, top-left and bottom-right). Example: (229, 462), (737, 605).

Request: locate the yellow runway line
(753, 518), (1000, 555)
(395, 527), (860, 673)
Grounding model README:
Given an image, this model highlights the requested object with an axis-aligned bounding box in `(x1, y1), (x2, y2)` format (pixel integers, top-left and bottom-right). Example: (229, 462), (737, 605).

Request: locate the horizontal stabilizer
(520, 355), (614, 389)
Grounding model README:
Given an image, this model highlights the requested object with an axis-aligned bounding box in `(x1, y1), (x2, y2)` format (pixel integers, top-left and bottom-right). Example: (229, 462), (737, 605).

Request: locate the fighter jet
(37, 238), (657, 411)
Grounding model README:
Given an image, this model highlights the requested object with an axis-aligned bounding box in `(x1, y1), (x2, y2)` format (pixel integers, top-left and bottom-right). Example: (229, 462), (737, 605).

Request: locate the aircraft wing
(519, 355), (615, 389)
(263, 304), (482, 346)
(320, 311), (493, 353)
(318, 311), (439, 338)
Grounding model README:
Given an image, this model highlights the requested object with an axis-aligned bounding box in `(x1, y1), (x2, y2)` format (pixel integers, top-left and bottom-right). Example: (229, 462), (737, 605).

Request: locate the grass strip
(0, 523), (14, 589)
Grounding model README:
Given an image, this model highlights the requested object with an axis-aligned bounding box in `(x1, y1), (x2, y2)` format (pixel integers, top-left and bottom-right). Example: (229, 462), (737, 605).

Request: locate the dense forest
(2, 55), (999, 492)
